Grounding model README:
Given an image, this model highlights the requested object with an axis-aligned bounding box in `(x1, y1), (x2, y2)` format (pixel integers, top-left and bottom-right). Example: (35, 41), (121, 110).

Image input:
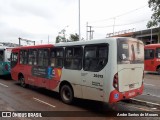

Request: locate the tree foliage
(56, 36), (61, 43)
(55, 33), (79, 43)
(147, 0), (160, 28)
(69, 33), (79, 41)
(56, 36), (66, 43)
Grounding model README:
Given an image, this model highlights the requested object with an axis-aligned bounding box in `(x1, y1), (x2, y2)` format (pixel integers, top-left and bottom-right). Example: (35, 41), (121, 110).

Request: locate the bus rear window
(117, 38), (144, 64)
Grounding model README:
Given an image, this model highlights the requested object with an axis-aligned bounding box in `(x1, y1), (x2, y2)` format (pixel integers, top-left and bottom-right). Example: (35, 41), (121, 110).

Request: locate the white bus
(11, 37), (144, 104)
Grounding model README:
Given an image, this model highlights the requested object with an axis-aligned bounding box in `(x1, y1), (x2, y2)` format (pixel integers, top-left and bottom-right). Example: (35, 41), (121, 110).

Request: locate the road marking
(144, 83), (156, 87)
(143, 93), (160, 98)
(0, 83), (8, 87)
(131, 98), (160, 107)
(129, 105), (150, 111)
(33, 97), (56, 108)
(151, 108), (157, 110)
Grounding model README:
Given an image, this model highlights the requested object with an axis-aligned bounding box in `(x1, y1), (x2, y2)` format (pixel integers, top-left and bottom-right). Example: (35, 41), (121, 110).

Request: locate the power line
(89, 5), (148, 23)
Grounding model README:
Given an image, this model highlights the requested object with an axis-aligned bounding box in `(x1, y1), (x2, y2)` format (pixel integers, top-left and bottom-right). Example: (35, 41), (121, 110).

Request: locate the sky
(0, 0), (153, 45)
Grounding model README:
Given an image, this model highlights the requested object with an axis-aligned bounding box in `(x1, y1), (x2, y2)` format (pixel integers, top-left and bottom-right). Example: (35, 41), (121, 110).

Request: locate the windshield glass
(117, 38), (144, 64)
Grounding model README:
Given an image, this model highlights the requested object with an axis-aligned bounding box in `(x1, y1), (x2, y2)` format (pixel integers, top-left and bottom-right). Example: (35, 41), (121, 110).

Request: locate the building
(107, 27), (160, 45)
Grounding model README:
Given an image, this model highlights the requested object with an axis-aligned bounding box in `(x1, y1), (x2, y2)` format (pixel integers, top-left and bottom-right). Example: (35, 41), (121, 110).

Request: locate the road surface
(0, 74), (159, 120)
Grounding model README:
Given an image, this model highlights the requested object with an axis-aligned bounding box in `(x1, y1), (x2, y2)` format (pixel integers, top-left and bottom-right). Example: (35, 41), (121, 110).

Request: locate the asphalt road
(0, 74), (159, 120)
(134, 72), (160, 105)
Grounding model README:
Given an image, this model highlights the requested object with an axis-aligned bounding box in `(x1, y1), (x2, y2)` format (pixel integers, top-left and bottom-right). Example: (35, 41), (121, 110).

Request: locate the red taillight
(113, 73), (119, 91)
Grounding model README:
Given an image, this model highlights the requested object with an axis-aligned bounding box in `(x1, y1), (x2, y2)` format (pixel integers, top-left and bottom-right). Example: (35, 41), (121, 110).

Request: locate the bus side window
(0, 51), (4, 61)
(84, 46), (96, 71)
(20, 50), (28, 64)
(50, 48), (64, 68)
(156, 48), (160, 58)
(145, 49), (154, 60)
(56, 49), (63, 68)
(97, 46), (108, 71)
(50, 50), (56, 67)
(28, 49), (37, 65)
(20, 51), (23, 64)
(38, 49), (49, 67)
(11, 53), (18, 68)
(84, 45), (108, 72)
(64, 47), (82, 70)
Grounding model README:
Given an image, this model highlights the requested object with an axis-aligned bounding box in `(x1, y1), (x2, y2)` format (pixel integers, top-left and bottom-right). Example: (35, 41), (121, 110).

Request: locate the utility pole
(87, 25), (94, 40)
(86, 22), (88, 40)
(48, 35), (49, 44)
(113, 17), (116, 35)
(151, 28), (152, 43)
(19, 37), (35, 46)
(91, 30), (94, 39)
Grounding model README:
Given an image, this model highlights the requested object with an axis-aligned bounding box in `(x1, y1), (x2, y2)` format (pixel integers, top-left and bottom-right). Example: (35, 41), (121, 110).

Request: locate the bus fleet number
(93, 74), (103, 78)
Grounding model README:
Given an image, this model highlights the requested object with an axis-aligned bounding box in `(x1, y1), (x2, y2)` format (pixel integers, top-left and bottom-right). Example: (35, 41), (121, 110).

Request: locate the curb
(129, 98), (160, 110)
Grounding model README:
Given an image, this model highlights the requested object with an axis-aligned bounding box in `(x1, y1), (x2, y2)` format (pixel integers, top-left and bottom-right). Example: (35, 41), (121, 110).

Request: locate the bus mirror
(8, 58), (11, 61)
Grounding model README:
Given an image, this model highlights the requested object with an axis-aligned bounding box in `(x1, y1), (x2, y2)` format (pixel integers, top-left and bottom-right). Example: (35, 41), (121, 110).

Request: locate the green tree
(147, 0), (160, 28)
(56, 36), (61, 43)
(69, 33), (79, 41)
(56, 35), (66, 43)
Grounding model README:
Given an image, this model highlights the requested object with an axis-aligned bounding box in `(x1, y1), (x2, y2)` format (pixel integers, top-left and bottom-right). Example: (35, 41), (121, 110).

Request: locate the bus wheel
(157, 67), (160, 75)
(19, 75), (26, 88)
(60, 85), (74, 104)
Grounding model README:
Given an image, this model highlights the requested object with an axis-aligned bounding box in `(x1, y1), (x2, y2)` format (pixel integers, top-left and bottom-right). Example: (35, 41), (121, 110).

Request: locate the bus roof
(145, 44), (160, 49)
(11, 37), (142, 51)
(12, 44), (54, 50)
(0, 46), (13, 50)
(55, 37), (142, 47)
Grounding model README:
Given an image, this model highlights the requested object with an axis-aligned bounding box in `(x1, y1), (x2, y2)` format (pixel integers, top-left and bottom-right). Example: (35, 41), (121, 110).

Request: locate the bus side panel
(25, 66), (61, 89)
(0, 49), (11, 75)
(11, 50), (19, 81)
(0, 62), (10, 75)
(145, 59), (156, 72)
(49, 68), (62, 90)
(144, 47), (156, 72)
(11, 66), (19, 81)
(103, 40), (117, 103)
(59, 69), (83, 99)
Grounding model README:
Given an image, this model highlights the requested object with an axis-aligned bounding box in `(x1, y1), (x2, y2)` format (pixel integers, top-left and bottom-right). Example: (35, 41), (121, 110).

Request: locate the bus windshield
(117, 38), (144, 64)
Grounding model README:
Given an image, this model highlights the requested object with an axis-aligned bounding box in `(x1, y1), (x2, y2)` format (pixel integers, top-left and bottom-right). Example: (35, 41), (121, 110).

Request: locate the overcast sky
(0, 0), (152, 45)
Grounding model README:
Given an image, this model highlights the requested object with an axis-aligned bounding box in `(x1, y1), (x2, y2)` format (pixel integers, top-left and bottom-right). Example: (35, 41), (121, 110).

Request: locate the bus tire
(157, 67), (160, 75)
(19, 75), (27, 88)
(60, 85), (74, 104)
